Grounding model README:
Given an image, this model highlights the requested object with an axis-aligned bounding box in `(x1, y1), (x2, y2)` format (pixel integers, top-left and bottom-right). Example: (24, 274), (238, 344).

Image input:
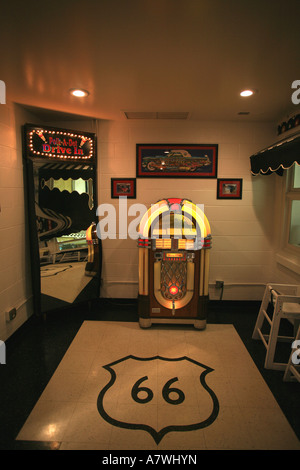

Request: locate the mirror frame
(23, 123), (101, 316)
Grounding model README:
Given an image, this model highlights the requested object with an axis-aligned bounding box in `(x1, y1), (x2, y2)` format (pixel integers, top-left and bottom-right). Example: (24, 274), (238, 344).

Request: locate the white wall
(1, 104), (296, 340)
(97, 118), (278, 301)
(0, 102), (39, 341)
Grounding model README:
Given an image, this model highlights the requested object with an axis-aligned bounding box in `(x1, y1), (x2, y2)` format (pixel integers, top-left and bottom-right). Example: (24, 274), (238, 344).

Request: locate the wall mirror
(23, 124), (101, 316)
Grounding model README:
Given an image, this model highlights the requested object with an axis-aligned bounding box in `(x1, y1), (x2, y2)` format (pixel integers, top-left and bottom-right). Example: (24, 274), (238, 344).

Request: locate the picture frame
(111, 178), (136, 199)
(136, 144), (218, 178)
(217, 178), (243, 199)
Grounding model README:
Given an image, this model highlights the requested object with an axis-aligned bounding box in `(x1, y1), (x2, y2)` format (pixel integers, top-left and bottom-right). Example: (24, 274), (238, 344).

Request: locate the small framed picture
(111, 178), (136, 199)
(217, 178), (243, 199)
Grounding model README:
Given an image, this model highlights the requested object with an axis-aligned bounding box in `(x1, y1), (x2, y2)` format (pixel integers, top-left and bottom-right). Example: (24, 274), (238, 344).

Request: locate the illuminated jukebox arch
(138, 198), (211, 329)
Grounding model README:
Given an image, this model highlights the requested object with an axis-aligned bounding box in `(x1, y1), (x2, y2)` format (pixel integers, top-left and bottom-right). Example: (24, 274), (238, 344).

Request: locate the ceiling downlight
(69, 88), (89, 97)
(240, 89), (255, 97)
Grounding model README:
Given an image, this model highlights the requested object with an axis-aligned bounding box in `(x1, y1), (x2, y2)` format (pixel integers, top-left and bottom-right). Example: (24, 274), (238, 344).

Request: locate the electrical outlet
(215, 280), (224, 289)
(5, 308), (17, 322)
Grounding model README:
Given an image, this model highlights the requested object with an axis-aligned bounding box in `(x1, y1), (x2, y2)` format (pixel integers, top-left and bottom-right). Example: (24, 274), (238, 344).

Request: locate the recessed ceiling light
(69, 88), (89, 97)
(240, 89), (254, 97)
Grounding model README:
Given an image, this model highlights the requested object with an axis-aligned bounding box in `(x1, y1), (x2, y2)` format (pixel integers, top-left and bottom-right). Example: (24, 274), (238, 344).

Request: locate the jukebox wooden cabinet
(138, 198), (211, 329)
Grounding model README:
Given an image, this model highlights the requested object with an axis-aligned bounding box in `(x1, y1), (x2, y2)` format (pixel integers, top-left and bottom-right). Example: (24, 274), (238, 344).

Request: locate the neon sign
(24, 124), (95, 161)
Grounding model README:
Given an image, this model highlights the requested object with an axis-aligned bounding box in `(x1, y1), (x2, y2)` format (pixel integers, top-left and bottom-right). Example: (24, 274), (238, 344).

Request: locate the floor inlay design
(15, 321), (300, 450)
(97, 355), (219, 444)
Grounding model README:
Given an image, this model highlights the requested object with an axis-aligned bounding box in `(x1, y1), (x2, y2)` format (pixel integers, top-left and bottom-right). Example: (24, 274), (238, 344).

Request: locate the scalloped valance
(39, 162), (94, 181)
(250, 134), (300, 176)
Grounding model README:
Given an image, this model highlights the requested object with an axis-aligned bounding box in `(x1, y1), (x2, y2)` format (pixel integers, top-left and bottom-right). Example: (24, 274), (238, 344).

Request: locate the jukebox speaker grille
(160, 257), (187, 300)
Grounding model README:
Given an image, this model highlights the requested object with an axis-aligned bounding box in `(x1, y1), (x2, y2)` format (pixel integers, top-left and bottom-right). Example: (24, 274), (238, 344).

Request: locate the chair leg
(264, 305), (282, 370)
(283, 355), (294, 382)
(252, 285), (271, 340)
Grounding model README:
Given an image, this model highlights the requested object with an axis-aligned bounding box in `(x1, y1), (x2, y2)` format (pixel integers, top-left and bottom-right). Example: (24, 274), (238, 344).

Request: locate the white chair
(252, 283), (300, 371)
(283, 325), (300, 382)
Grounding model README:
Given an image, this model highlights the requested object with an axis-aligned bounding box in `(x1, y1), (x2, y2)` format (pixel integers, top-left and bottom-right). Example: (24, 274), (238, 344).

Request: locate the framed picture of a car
(136, 144), (218, 178)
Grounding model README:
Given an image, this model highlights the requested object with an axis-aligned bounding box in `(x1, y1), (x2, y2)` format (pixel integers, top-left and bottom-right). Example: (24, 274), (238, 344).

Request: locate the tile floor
(15, 320), (300, 450)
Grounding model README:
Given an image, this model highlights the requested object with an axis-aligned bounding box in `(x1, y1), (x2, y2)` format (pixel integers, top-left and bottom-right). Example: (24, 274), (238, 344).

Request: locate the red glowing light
(169, 285), (179, 295)
(168, 198), (182, 204)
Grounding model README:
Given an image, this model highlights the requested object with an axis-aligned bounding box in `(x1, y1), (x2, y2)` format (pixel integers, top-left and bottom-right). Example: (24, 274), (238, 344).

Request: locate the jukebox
(138, 198), (211, 329)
